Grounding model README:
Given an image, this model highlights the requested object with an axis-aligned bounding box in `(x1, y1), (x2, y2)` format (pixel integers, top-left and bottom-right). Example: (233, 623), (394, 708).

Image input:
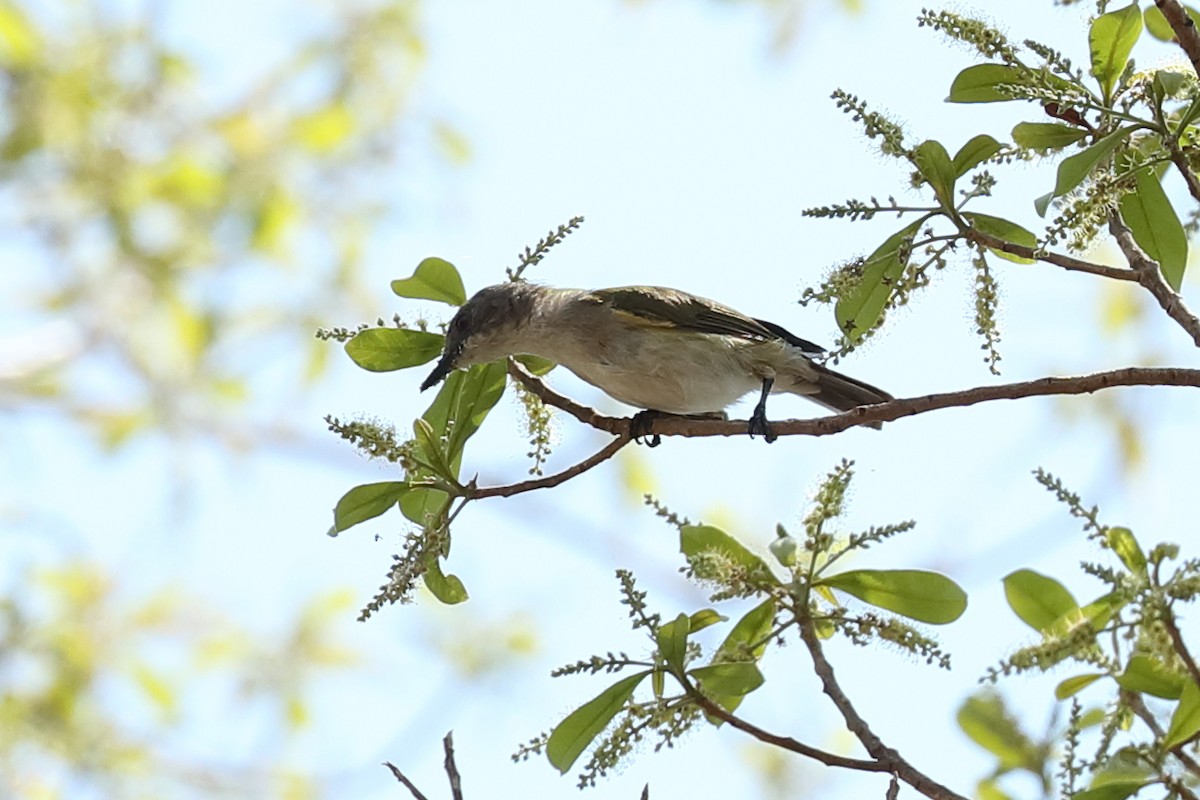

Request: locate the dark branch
(1107, 214), (1200, 347)
(443, 732), (464, 800)
(1156, 0), (1200, 78)
(384, 762), (431, 800)
(963, 227), (1138, 282)
(683, 684), (891, 773)
(798, 620), (968, 800)
(466, 436), (629, 499)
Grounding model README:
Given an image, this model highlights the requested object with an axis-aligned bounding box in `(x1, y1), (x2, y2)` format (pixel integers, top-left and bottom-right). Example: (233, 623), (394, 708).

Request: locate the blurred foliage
(0, 561), (356, 797)
(0, 0), (434, 450)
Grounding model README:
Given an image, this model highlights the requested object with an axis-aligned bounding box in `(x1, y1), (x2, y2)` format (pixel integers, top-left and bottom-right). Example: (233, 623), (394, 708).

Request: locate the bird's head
(420, 282), (543, 391)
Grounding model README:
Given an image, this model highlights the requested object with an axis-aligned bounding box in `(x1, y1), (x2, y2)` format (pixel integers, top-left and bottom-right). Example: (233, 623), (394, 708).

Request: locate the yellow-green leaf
(344, 328), (444, 372)
(817, 569), (967, 624)
(1118, 168), (1188, 291)
(1012, 122), (1089, 151)
(963, 212), (1038, 264)
(333, 481), (410, 533)
(1055, 673), (1104, 700)
(391, 257), (467, 306)
(835, 220), (921, 342)
(547, 671), (649, 773)
(1090, 2), (1143, 99)
(1003, 569), (1078, 632)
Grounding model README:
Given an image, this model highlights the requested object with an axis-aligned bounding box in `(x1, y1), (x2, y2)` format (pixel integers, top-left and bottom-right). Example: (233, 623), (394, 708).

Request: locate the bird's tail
(803, 364), (892, 429)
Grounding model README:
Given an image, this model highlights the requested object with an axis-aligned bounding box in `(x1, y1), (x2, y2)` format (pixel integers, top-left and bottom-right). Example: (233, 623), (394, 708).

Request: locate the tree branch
(963, 227), (1138, 282)
(509, 361), (1200, 443)
(1156, 0), (1200, 78)
(443, 732), (464, 800)
(798, 619), (968, 800)
(1167, 144), (1200, 205)
(682, 684), (891, 774)
(1108, 213), (1200, 346)
(466, 436), (630, 499)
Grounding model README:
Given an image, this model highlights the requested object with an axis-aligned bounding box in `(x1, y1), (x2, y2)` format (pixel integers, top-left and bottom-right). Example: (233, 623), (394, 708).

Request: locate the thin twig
(1156, 0), (1200, 78)
(1126, 690), (1200, 777)
(963, 227), (1138, 282)
(466, 436), (630, 499)
(1107, 214), (1200, 346)
(682, 683), (891, 773)
(1163, 613), (1200, 694)
(797, 620), (968, 800)
(1167, 145), (1200, 205)
(384, 762), (431, 800)
(443, 732), (464, 800)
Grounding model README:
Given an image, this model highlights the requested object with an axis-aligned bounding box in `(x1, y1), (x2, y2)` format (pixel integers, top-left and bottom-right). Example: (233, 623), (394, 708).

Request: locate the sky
(9, 0), (1200, 797)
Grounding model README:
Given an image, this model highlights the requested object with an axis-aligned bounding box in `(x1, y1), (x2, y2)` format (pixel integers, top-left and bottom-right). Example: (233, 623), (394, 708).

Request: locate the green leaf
(1072, 779), (1153, 800)
(963, 212), (1038, 264)
(1055, 673), (1104, 700)
(1164, 679), (1200, 749)
(546, 671), (649, 773)
(948, 64), (1030, 103)
(344, 328), (444, 372)
(656, 613), (690, 672)
(1012, 122), (1090, 150)
(1144, 5), (1174, 40)
(423, 556), (468, 604)
(515, 354), (556, 376)
(835, 220), (921, 343)
(412, 418), (457, 483)
(679, 524), (774, 581)
(1106, 526), (1148, 577)
(1116, 653), (1185, 699)
(912, 139), (957, 208)
(1036, 127), (1135, 217)
(399, 486), (450, 527)
(332, 481), (409, 533)
(1090, 2), (1143, 99)
(1003, 569), (1078, 632)
(390, 257), (467, 306)
(688, 609), (727, 634)
(716, 599), (776, 662)
(957, 692), (1038, 770)
(817, 569), (967, 624)
(689, 662), (764, 697)
(1119, 168), (1188, 291)
(952, 134), (1002, 177)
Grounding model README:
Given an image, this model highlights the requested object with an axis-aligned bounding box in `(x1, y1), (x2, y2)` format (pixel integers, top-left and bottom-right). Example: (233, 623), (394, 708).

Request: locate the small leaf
(948, 64), (1032, 103)
(1012, 122), (1089, 150)
(957, 692), (1038, 770)
(1164, 679), (1200, 749)
(1118, 168), (1188, 291)
(1090, 2), (1143, 99)
(689, 662), (764, 697)
(1036, 127), (1135, 217)
(1106, 526), (1148, 577)
(1116, 653), (1185, 699)
(1072, 779), (1153, 800)
(332, 481), (410, 533)
(1055, 673), (1104, 700)
(952, 134), (1002, 177)
(679, 525), (774, 581)
(1003, 569), (1078, 632)
(835, 221), (922, 343)
(515, 354), (556, 376)
(912, 139), (957, 208)
(656, 613), (690, 672)
(716, 599), (776, 662)
(546, 671), (650, 773)
(344, 328), (444, 372)
(688, 609), (727, 634)
(817, 569), (967, 624)
(423, 556), (469, 605)
(963, 212), (1039, 264)
(390, 257), (467, 306)
(1144, 6), (1175, 40)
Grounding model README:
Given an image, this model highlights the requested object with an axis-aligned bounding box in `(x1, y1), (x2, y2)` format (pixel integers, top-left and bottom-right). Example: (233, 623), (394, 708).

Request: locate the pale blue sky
(10, 0), (1200, 797)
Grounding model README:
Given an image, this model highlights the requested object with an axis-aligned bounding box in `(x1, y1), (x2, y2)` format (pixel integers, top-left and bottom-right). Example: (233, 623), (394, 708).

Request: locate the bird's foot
(629, 410), (662, 448)
(748, 405), (777, 443)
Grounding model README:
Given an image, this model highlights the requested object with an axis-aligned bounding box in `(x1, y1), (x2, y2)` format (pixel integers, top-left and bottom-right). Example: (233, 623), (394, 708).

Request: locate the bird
(420, 282), (892, 443)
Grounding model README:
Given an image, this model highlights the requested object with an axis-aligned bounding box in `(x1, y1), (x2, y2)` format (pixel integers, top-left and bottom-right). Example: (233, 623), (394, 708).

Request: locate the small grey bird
(421, 282), (892, 442)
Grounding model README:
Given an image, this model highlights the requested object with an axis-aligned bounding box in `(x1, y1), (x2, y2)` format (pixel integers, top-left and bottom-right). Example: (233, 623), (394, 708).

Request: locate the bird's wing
(593, 286), (826, 353)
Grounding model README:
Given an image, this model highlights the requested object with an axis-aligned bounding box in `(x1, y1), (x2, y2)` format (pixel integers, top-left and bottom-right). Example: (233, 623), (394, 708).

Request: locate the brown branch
(511, 362), (1200, 443)
(963, 227), (1138, 282)
(443, 732), (464, 800)
(1156, 0), (1200, 78)
(1167, 145), (1200, 205)
(384, 762), (431, 800)
(1108, 214), (1200, 347)
(1163, 612), (1200, 695)
(798, 620), (968, 800)
(683, 684), (891, 774)
(466, 436), (630, 499)
(1126, 690), (1200, 778)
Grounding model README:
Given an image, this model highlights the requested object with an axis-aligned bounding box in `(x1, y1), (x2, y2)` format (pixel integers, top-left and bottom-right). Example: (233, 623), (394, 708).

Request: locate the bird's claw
(748, 407), (777, 443)
(630, 410), (662, 448)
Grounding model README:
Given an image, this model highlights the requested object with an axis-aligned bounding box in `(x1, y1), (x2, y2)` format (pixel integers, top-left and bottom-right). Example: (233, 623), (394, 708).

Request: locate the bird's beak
(420, 353), (455, 392)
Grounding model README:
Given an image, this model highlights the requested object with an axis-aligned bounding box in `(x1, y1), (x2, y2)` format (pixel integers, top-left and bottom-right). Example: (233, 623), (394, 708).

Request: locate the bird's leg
(630, 409), (662, 448)
(748, 376), (777, 443)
